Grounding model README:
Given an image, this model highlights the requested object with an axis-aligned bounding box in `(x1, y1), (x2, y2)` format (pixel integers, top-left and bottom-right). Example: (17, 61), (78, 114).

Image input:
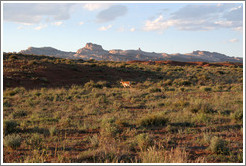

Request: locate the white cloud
(83, 3), (112, 11)
(98, 25), (112, 31)
(3, 3), (76, 24)
(233, 26), (243, 32)
(52, 21), (63, 26)
(130, 28), (135, 32)
(96, 5), (127, 23)
(143, 15), (174, 32)
(230, 5), (242, 12)
(214, 20), (233, 27)
(78, 21), (84, 26)
(34, 24), (48, 30)
(229, 38), (239, 43)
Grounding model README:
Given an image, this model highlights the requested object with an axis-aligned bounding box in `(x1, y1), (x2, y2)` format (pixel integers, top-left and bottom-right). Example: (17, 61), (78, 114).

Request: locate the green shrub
(3, 120), (18, 135)
(208, 136), (229, 155)
(4, 134), (22, 149)
(138, 113), (169, 127)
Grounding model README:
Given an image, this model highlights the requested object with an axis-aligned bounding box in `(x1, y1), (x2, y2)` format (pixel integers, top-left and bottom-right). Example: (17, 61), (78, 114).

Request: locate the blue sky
(2, 2), (244, 57)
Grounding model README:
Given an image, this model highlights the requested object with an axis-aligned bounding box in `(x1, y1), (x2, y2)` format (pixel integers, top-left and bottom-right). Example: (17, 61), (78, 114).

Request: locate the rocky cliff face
(74, 43), (109, 59)
(18, 43), (243, 63)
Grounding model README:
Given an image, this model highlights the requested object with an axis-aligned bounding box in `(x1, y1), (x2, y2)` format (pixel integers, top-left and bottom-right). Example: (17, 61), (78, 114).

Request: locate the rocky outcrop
(18, 43), (243, 63)
(74, 43), (109, 59)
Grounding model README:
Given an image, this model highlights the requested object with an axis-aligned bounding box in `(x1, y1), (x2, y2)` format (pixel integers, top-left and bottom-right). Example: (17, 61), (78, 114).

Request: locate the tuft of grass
(138, 113), (169, 127)
(135, 133), (152, 151)
(4, 134), (22, 149)
(26, 133), (43, 150)
(231, 109), (243, 123)
(12, 110), (28, 118)
(89, 135), (99, 148)
(49, 126), (58, 136)
(139, 146), (188, 163)
(208, 136), (229, 155)
(100, 118), (121, 137)
(149, 87), (162, 93)
(200, 86), (212, 92)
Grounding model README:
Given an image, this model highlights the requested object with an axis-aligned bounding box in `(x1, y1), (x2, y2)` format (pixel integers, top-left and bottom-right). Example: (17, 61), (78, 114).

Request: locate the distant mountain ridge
(19, 46), (75, 59)
(18, 43), (243, 63)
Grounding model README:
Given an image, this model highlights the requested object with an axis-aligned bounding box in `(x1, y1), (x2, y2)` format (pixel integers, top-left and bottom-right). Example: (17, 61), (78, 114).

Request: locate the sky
(2, 1), (244, 58)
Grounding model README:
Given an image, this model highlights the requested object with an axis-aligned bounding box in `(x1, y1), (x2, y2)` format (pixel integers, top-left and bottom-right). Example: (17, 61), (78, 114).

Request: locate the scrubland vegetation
(3, 53), (243, 163)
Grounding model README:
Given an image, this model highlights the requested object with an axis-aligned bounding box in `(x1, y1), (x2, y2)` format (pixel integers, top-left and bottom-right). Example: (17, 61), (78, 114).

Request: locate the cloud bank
(83, 3), (113, 11)
(143, 3), (243, 32)
(96, 5), (127, 23)
(3, 3), (75, 24)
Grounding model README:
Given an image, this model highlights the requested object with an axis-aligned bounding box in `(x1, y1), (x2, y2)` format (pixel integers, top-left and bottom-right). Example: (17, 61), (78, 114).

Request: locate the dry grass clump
(139, 146), (188, 163)
(138, 113), (169, 127)
(208, 136), (229, 155)
(4, 134), (22, 149)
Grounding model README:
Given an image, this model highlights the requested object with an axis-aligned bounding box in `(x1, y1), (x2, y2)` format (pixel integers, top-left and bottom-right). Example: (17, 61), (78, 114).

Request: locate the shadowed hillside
(3, 53), (243, 90)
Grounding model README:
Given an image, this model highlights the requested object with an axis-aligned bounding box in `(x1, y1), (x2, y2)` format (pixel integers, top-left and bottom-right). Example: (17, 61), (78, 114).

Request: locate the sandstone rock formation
(18, 43), (243, 63)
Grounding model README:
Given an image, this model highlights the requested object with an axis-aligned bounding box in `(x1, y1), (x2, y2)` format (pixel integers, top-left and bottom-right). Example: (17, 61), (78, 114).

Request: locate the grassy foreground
(3, 53), (243, 163)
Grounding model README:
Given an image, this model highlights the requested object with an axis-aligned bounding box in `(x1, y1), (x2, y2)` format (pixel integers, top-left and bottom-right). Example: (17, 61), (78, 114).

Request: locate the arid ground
(3, 53), (243, 163)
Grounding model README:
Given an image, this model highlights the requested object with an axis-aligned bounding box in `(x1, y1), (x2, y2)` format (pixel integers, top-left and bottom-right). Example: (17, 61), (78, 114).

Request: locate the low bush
(4, 134), (22, 149)
(3, 120), (19, 135)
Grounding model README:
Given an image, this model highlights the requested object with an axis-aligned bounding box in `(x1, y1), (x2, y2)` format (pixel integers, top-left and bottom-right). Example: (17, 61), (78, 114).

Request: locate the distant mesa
(74, 43), (109, 59)
(84, 43), (104, 51)
(20, 46), (75, 59)
(17, 42), (243, 63)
